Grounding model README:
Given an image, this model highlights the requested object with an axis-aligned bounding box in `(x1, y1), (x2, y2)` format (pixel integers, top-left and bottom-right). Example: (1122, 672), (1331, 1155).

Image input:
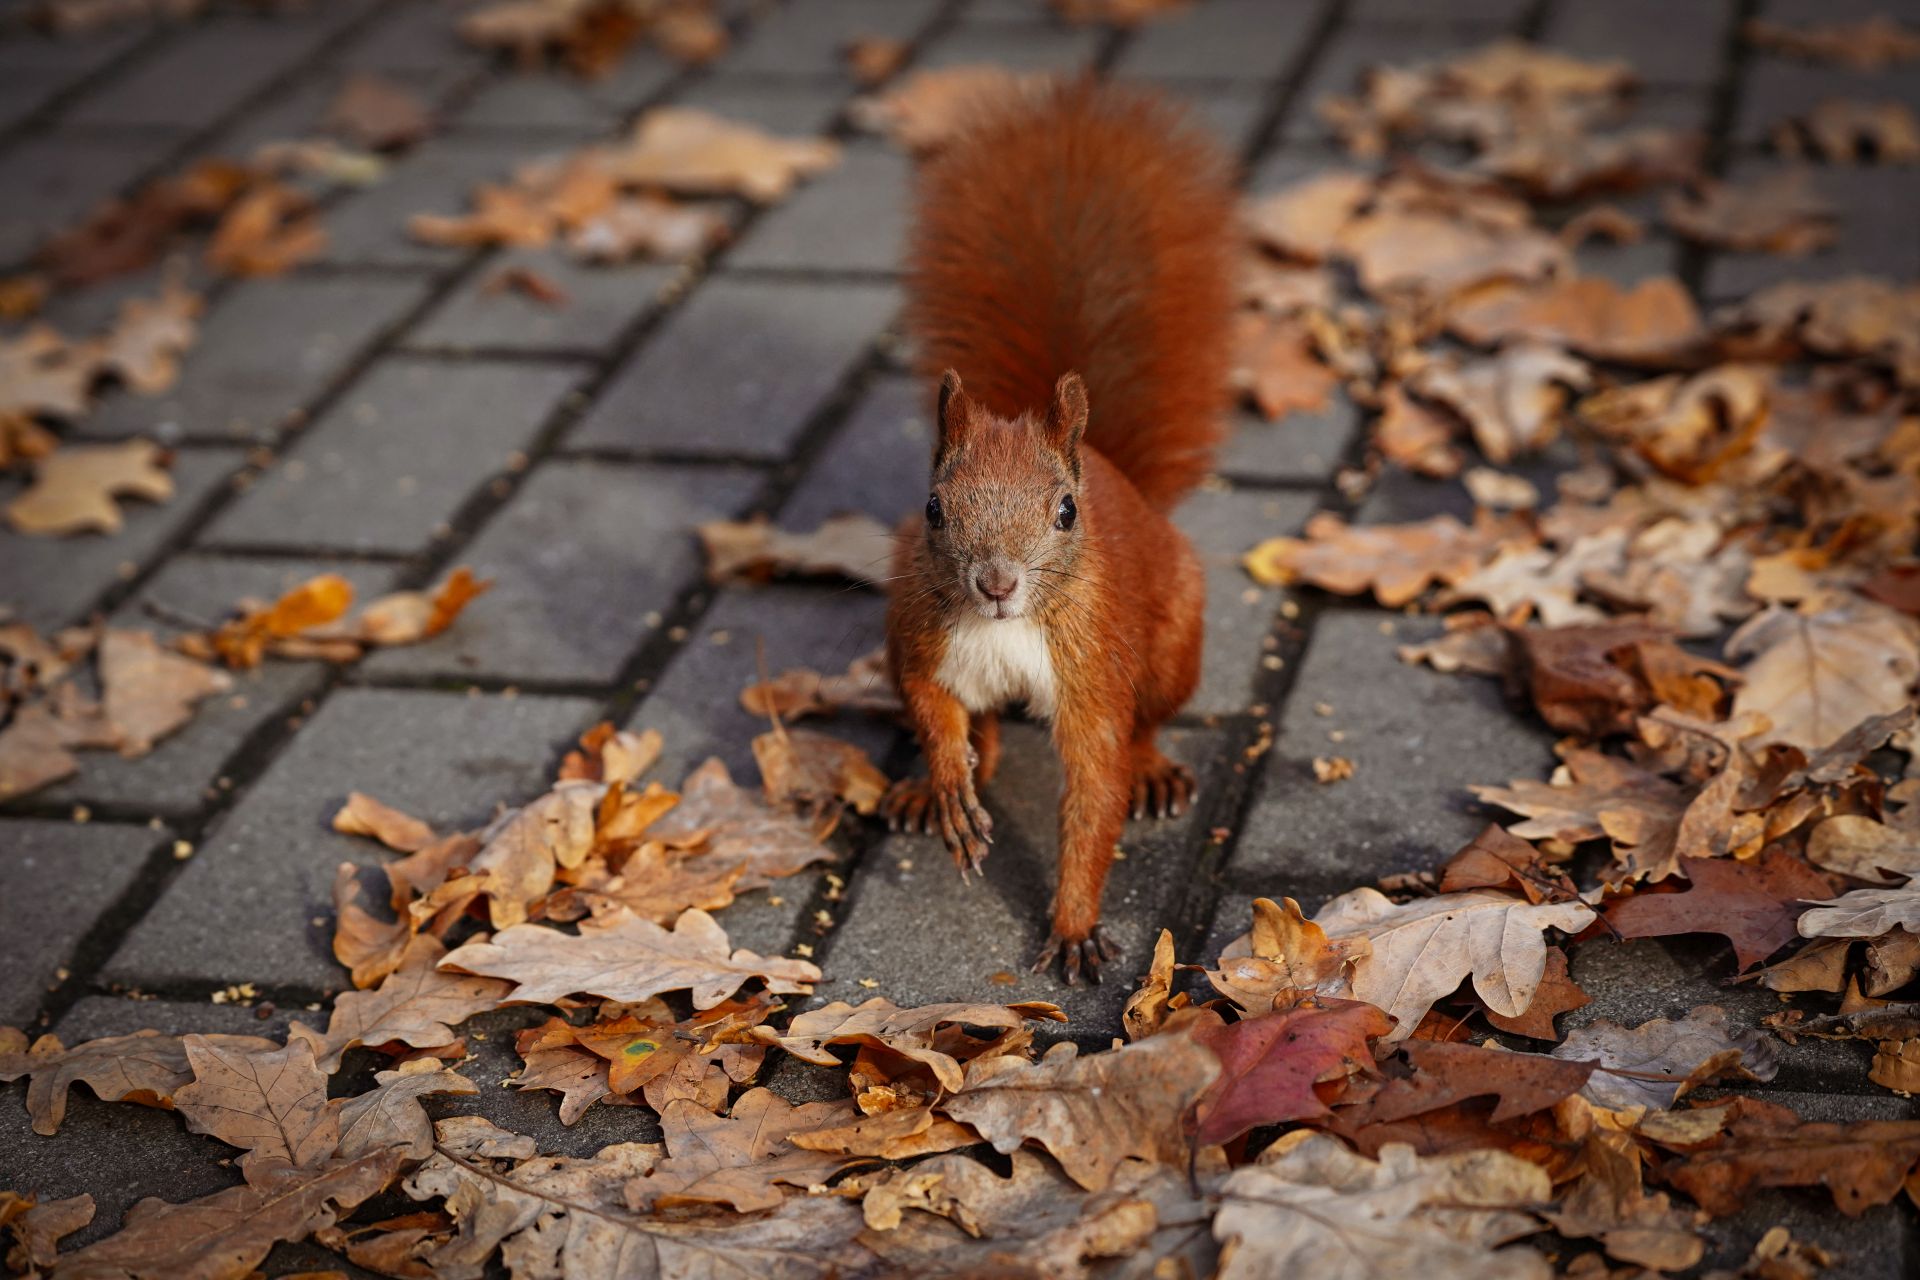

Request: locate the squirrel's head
(923, 369), (1087, 622)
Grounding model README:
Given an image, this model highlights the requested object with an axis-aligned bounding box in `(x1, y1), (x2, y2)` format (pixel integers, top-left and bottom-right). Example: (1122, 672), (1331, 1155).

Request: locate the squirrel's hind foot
(1032, 925), (1121, 986)
(1130, 752), (1195, 820)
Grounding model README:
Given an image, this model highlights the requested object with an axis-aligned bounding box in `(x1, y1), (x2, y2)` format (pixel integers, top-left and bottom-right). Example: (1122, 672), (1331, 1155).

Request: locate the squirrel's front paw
(882, 777), (993, 879)
(1031, 925), (1120, 986)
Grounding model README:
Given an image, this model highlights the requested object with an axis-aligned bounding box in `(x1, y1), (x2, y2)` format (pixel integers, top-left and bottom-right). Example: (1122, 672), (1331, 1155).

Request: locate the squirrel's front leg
(888, 675), (993, 878)
(1034, 690), (1132, 984)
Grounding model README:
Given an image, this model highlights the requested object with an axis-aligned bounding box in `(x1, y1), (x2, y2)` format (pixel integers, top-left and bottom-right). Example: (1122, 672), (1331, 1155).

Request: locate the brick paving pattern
(1, 0), (1917, 1273)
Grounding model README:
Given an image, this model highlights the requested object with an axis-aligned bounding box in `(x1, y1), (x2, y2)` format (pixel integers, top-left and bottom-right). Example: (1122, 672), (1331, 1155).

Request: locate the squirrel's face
(924, 370), (1087, 622)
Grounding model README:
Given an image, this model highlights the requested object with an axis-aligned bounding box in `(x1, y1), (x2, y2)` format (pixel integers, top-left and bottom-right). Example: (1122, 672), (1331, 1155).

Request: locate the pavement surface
(2, 0), (1918, 1274)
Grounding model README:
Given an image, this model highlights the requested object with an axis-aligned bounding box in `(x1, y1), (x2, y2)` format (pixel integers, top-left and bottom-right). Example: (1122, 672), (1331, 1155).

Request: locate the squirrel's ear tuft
(935, 369), (973, 460)
(1044, 372), (1088, 459)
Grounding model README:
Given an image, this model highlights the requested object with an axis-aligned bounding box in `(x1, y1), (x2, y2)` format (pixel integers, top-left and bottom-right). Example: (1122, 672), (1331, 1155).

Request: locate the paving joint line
(1232, 0), (1347, 175)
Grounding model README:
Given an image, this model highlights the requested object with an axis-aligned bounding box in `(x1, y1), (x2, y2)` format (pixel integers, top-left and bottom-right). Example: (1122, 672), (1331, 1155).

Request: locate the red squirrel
(882, 79), (1237, 982)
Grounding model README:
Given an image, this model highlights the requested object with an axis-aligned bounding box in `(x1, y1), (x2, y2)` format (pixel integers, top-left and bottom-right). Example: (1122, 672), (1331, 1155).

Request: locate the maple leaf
(52, 1152), (397, 1279)
(752, 997), (1064, 1094)
(628, 1088), (868, 1212)
(938, 1035), (1219, 1191)
(98, 629), (232, 757)
(1662, 1097), (1920, 1217)
(1244, 511), (1511, 606)
(697, 512), (892, 587)
(1310, 887), (1596, 1039)
(1797, 885), (1920, 939)
(1485, 946), (1589, 1040)
(173, 1036), (338, 1186)
(1449, 275), (1703, 365)
(0, 1026), (274, 1136)
(1189, 999), (1393, 1145)
(5, 439), (173, 536)
(290, 934), (511, 1072)
(1603, 850), (1836, 969)
(1355, 1039), (1596, 1126)
(1213, 1132), (1551, 1280)
(646, 756), (838, 889)
(1726, 598), (1920, 752)
(440, 906), (821, 1008)
(1552, 1005), (1779, 1110)
(399, 1115), (875, 1277)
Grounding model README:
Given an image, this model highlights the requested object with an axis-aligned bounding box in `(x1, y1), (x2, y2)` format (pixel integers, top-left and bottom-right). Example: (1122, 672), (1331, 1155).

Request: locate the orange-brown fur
(885, 79), (1236, 981)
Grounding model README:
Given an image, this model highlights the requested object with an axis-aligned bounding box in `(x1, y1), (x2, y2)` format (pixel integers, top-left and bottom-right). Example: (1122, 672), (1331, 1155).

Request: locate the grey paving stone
(916, 20), (1106, 72)
(54, 992), (299, 1050)
(1539, 0), (1732, 88)
(326, 0), (494, 79)
(817, 723), (1230, 1041)
(359, 459), (761, 683)
(724, 145), (910, 273)
(780, 375), (930, 529)
(407, 248), (682, 354)
(451, 54), (680, 134)
(203, 60), (474, 164)
(36, 556), (401, 816)
(1357, 440), (1586, 527)
(1701, 161), (1920, 300)
(1223, 609), (1557, 891)
(0, 446), (242, 632)
(60, 4), (376, 130)
(0, 132), (179, 267)
(1734, 58), (1920, 145)
(568, 276), (899, 458)
(1172, 86), (1272, 156)
(1348, 0), (1530, 23)
(670, 78), (849, 137)
(0, 821), (157, 1024)
(1111, 0), (1322, 83)
(1574, 233), (1683, 289)
(318, 134), (567, 266)
(0, 26), (146, 131)
(1247, 142), (1361, 195)
(1218, 398), (1360, 482)
(103, 688), (599, 992)
(1284, 25), (1506, 144)
(78, 274), (434, 444)
(1177, 487), (1317, 718)
(627, 584), (894, 786)
(720, 0), (942, 77)
(203, 356), (586, 554)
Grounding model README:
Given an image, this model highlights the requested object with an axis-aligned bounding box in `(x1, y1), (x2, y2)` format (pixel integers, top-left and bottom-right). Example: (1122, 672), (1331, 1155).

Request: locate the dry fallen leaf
(1230, 312), (1340, 420)
(698, 512), (893, 587)
(647, 755), (838, 889)
(1661, 1096), (1920, 1217)
(1806, 814), (1920, 886)
(0, 1026), (275, 1136)
(1189, 999), (1393, 1144)
(1772, 98), (1920, 164)
(173, 1036), (338, 1186)
(5, 439), (173, 536)
(325, 73), (432, 151)
(754, 996), (1064, 1093)
(567, 194), (729, 262)
(204, 182), (327, 277)
(1797, 885), (1920, 939)
(97, 629), (232, 757)
(1746, 16), (1920, 70)
(440, 906), (822, 1008)
(1449, 275), (1704, 365)
(628, 1087), (867, 1212)
(1727, 597), (1920, 751)
(1245, 511), (1513, 607)
(601, 107), (840, 203)
(1552, 1005), (1779, 1110)
(740, 643), (899, 720)
(1663, 170), (1836, 255)
(1603, 850), (1836, 970)
(753, 725), (890, 817)
(1408, 342), (1590, 464)
(290, 934), (511, 1072)
(1213, 1131), (1552, 1280)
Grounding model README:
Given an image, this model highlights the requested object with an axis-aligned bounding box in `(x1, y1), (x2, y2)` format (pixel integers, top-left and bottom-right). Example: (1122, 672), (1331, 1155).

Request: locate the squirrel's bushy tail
(905, 77), (1238, 511)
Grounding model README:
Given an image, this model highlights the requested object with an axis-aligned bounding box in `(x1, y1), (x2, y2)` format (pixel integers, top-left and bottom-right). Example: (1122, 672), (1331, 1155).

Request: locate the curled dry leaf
(1244, 511), (1512, 606)
(1797, 885), (1920, 939)
(440, 906), (822, 1009)
(740, 643), (899, 721)
(0, 1190), (93, 1273)
(0, 1026), (275, 1136)
(1806, 814), (1920, 886)
(204, 182), (327, 277)
(1209, 894), (1372, 1014)
(1661, 1096), (1920, 1217)
(1122, 928), (1177, 1040)
(1244, 170), (1373, 263)
(1408, 341), (1590, 464)
(1213, 1131), (1552, 1280)
(938, 1035), (1220, 1192)
(1449, 275), (1704, 365)
(753, 725), (890, 817)
(1772, 98), (1920, 164)
(849, 65), (1044, 153)
(647, 755), (838, 889)
(5, 439), (173, 536)
(1551, 1004), (1779, 1110)
(1663, 170), (1836, 255)
(697, 512), (893, 587)
(332, 792), (437, 853)
(1714, 275), (1920, 387)
(290, 934), (511, 1073)
(1375, 382), (1466, 478)
(752, 996), (1065, 1093)
(1311, 886), (1597, 1039)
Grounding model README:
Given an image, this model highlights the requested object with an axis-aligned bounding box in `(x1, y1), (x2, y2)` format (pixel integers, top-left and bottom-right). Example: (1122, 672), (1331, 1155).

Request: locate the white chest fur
(936, 614), (1057, 718)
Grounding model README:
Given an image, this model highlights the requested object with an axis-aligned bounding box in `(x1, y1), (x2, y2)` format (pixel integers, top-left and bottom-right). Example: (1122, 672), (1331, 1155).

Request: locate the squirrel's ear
(935, 369), (973, 460)
(1044, 372), (1088, 460)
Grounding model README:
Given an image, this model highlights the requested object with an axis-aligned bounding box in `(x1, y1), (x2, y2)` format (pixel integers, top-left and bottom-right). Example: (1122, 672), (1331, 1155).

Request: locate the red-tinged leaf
(1604, 850), (1838, 970)
(1189, 999), (1392, 1146)
(1367, 1040), (1595, 1125)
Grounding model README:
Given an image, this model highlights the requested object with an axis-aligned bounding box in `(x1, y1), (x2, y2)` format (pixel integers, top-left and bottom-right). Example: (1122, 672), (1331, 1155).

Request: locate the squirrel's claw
(1131, 760), (1196, 821)
(888, 778), (992, 880)
(1032, 926), (1121, 985)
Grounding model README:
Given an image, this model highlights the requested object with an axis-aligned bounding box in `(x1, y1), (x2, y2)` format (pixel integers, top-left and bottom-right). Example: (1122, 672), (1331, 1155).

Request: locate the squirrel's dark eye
(925, 493), (944, 530)
(1055, 493), (1076, 531)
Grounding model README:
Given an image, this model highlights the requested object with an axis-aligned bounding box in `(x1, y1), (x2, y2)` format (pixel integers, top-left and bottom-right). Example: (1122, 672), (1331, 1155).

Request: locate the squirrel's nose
(976, 566), (1020, 601)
